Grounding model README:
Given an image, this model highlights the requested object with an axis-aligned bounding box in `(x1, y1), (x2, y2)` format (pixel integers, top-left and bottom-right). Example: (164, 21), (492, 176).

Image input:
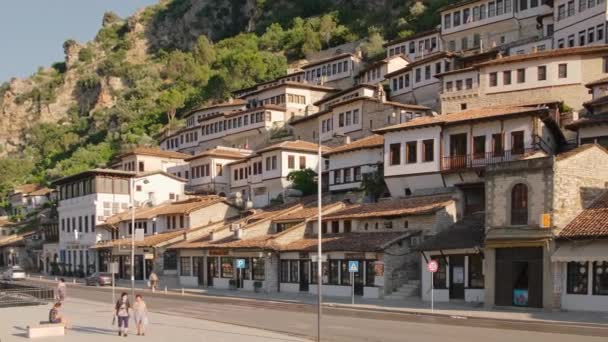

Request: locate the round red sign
(427, 260), (439, 273)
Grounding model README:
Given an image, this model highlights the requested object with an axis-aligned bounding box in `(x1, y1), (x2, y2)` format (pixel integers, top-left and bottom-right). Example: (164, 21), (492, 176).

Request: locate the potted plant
(229, 279), (237, 290)
(253, 281), (263, 293)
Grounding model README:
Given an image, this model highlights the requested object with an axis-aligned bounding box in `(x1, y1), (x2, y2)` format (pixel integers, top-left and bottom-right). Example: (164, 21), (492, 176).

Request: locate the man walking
(56, 278), (67, 302)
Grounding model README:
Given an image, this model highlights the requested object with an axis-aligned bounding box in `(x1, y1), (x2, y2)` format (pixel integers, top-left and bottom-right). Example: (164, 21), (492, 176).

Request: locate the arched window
(511, 183), (528, 225)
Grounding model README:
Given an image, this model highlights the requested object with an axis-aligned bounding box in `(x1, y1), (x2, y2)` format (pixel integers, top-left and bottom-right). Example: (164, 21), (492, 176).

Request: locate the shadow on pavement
(152, 322), (304, 341)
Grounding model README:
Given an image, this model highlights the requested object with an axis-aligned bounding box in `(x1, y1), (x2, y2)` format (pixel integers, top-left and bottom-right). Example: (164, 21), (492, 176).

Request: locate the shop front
(96, 246), (154, 281)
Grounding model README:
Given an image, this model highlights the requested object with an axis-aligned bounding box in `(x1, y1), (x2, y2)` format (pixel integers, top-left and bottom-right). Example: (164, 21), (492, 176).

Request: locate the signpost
(236, 259), (246, 289)
(110, 262), (119, 304)
(348, 261), (359, 305)
(427, 260), (439, 312)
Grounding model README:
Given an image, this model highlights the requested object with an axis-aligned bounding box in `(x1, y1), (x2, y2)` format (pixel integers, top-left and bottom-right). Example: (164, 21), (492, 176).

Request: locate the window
(290, 261), (299, 283)
(497, 0), (504, 14)
(492, 133), (503, 156)
(422, 139), (434, 162)
(503, 70), (512, 85)
(580, 0), (587, 12)
(519, 0), (527, 10)
(473, 33), (480, 48)
(406, 141), (417, 164)
(489, 72), (498, 87)
(463, 8), (470, 23)
(558, 63), (568, 78)
(252, 257), (265, 280)
(334, 170), (342, 184)
(432, 258), (447, 288)
(446, 81), (453, 92)
(473, 136), (486, 159)
(456, 80), (463, 91)
(339, 113), (345, 127)
(511, 130), (525, 154)
(299, 156), (306, 169)
(461, 37), (468, 50)
(425, 65), (431, 80)
(480, 4), (487, 19)
(444, 14), (451, 29)
(469, 255), (484, 288)
(415, 68), (421, 82)
(593, 261), (608, 295)
(589, 28), (595, 43)
(516, 68), (525, 83)
(288, 155), (295, 169)
(435, 62), (441, 74)
(567, 0), (574, 16)
(557, 38), (565, 49)
(453, 11), (461, 26)
(558, 4), (565, 20)
(489, 1), (496, 16)
(163, 250), (178, 270)
(180, 257), (191, 276)
(598, 24), (604, 42)
(568, 34), (575, 47)
(389, 143), (401, 165)
(329, 260), (340, 285)
(567, 262), (589, 294)
(537, 65), (547, 81)
(579, 30), (586, 46)
(505, 0), (512, 11)
(221, 257), (234, 278)
(473, 6), (480, 20)
(353, 109), (359, 124)
(510, 183), (528, 225)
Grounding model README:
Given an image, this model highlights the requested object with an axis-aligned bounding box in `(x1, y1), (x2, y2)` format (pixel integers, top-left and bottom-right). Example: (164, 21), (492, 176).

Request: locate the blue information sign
(236, 259), (247, 269)
(348, 260), (359, 273)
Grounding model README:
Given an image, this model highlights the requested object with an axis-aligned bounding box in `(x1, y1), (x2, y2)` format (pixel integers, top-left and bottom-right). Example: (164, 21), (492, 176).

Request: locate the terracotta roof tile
(555, 144), (608, 161)
(476, 46), (608, 67)
(93, 229), (188, 249)
(255, 140), (330, 154)
(566, 114), (608, 130)
(118, 147), (190, 160)
(323, 195), (454, 220)
(185, 148), (253, 161)
(281, 232), (410, 252)
(324, 135), (384, 156)
(375, 106), (547, 133)
(586, 77), (608, 88)
(102, 196), (227, 226)
(559, 191), (608, 239)
(182, 99), (247, 118)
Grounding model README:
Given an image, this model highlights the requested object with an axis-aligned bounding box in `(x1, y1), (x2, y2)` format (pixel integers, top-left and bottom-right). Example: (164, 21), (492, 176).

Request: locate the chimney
(235, 228), (243, 240)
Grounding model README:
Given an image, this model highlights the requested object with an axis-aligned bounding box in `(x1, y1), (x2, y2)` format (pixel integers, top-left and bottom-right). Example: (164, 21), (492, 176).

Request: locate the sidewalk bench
(27, 323), (64, 338)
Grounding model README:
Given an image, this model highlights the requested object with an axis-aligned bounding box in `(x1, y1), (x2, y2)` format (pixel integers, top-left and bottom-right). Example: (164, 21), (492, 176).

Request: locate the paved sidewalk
(0, 298), (308, 342)
(27, 274), (608, 327)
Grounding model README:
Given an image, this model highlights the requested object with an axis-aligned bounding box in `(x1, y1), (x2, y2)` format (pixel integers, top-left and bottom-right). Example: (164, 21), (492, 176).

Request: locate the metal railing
(441, 146), (540, 171)
(0, 282), (55, 308)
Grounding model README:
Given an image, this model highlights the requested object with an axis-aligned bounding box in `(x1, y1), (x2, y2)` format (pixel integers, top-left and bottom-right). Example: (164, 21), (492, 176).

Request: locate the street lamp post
(130, 177), (149, 299)
(316, 121), (323, 342)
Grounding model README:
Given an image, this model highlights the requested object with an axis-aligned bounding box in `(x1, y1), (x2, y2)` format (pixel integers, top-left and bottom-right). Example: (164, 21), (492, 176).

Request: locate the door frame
(449, 255), (465, 300)
(299, 260), (310, 292)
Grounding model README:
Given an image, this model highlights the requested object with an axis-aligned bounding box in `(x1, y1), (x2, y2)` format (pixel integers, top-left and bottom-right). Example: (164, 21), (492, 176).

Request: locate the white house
(112, 147), (190, 173)
(385, 29), (442, 61)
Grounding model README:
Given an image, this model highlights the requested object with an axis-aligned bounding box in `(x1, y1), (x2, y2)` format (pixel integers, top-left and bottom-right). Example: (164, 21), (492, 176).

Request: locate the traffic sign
(236, 259), (247, 269)
(348, 260), (359, 273)
(427, 260), (439, 273)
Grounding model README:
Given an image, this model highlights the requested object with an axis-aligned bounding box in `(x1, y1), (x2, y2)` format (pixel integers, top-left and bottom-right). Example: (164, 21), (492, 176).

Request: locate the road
(23, 280), (608, 342)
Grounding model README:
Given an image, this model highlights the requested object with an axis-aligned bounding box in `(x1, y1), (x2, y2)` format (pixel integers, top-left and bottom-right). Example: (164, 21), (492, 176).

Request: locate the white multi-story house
(439, 46), (608, 113)
(356, 55), (410, 86)
(112, 147), (190, 173)
(52, 169), (186, 276)
(302, 53), (363, 89)
(8, 184), (53, 216)
(227, 140), (328, 208)
(566, 75), (608, 146)
(553, 0), (607, 49)
(324, 135), (384, 194)
(375, 105), (565, 214)
(440, 0), (551, 53)
(386, 52), (456, 111)
(168, 147), (253, 196)
(385, 29), (443, 61)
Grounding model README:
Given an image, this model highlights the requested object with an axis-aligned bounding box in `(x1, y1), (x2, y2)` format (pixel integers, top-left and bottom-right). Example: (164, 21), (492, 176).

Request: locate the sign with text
(236, 259), (247, 269)
(109, 262), (119, 274)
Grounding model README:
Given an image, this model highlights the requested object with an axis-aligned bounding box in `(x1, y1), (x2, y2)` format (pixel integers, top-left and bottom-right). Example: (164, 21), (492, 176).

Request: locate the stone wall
(383, 239), (419, 294)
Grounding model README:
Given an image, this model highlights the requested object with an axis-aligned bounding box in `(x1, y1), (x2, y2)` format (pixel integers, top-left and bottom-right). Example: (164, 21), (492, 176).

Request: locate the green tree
(359, 165), (388, 202)
(361, 27), (385, 60)
(193, 35), (216, 65)
(287, 168), (318, 196)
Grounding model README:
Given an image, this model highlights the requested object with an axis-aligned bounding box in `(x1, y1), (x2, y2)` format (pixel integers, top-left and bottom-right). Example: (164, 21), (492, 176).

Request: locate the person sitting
(49, 302), (70, 328)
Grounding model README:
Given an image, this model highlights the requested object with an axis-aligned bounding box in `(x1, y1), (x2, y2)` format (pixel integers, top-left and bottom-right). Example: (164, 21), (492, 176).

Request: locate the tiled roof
(566, 113), (608, 130)
(273, 201), (344, 222)
(313, 84), (377, 106)
(476, 46), (608, 67)
(185, 148), (252, 161)
(323, 195), (454, 220)
(117, 147), (190, 160)
(181, 99), (247, 118)
(0, 231), (35, 248)
(13, 184), (39, 194)
(238, 81), (337, 98)
(559, 191), (608, 239)
(281, 232), (410, 252)
(324, 135), (383, 156)
(374, 106), (547, 133)
(357, 55), (410, 76)
(555, 144), (608, 161)
(255, 140), (330, 154)
(384, 52), (456, 78)
(102, 196), (227, 226)
(383, 29), (440, 47)
(302, 53), (357, 69)
(93, 229), (188, 249)
(51, 169), (135, 186)
(585, 77), (608, 88)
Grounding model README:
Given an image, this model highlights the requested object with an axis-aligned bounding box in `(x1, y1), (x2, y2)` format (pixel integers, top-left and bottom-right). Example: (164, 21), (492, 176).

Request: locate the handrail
(441, 146), (541, 171)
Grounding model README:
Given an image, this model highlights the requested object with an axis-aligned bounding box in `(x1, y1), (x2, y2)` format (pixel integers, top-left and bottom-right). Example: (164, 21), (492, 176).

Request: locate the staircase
(384, 280), (420, 300)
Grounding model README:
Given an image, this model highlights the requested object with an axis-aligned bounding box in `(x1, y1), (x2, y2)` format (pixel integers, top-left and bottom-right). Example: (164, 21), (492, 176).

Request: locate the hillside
(0, 0), (447, 196)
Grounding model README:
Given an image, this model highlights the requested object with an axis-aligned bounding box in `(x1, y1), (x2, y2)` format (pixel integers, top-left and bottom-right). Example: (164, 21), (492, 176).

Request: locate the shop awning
(552, 241), (608, 262)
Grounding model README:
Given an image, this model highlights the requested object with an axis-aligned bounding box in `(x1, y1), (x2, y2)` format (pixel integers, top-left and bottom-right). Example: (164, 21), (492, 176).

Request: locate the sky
(0, 0), (158, 82)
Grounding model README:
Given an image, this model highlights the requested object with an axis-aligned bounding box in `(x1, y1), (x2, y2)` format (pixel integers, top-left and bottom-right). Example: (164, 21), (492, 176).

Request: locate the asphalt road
(21, 280), (608, 342)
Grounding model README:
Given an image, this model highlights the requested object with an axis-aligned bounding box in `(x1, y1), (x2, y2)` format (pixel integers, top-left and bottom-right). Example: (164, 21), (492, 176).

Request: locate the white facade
(328, 148), (383, 192)
(302, 54), (361, 84)
(386, 31), (442, 61)
(553, 0), (607, 48)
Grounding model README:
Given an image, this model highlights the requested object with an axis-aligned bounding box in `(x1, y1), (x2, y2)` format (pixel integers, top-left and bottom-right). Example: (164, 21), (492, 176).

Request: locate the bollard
(182, 288), (184, 296)
(164, 286), (167, 294)
(73, 279), (76, 284)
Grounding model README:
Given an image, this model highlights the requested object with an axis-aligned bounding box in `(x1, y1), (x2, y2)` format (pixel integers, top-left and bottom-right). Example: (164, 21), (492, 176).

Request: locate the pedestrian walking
(149, 271), (158, 291)
(133, 294), (149, 336)
(56, 278), (67, 302)
(114, 292), (131, 337)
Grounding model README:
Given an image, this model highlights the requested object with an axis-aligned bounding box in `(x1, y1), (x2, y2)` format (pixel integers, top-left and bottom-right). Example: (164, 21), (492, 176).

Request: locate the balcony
(441, 145), (547, 172)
